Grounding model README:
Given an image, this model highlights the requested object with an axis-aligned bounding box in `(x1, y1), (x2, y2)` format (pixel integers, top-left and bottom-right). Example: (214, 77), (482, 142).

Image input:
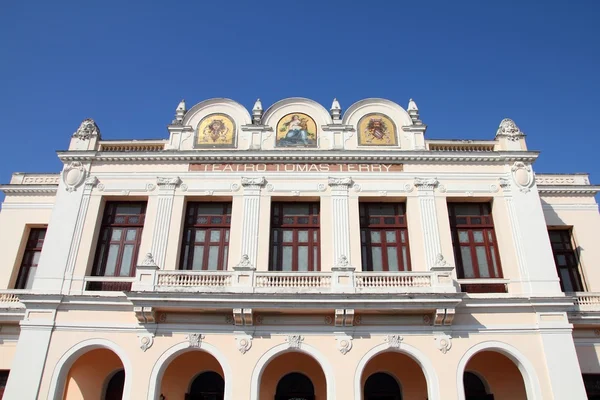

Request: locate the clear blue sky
(1, 1), (599, 192)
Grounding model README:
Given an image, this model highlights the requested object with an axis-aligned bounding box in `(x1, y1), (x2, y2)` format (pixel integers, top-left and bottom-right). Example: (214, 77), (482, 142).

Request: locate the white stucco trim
(47, 338), (133, 400)
(250, 342), (336, 400)
(148, 341), (233, 400)
(456, 340), (543, 400)
(354, 343), (440, 400)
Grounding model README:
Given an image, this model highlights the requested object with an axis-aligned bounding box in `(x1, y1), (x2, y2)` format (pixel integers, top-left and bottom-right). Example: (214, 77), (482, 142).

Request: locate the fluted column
(328, 177), (353, 265)
(149, 177), (181, 268)
(61, 176), (99, 294)
(239, 177), (266, 269)
(414, 178), (442, 270)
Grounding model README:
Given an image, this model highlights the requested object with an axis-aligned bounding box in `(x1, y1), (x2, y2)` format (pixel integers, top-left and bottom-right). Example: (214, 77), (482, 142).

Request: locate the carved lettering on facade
(189, 163), (403, 173)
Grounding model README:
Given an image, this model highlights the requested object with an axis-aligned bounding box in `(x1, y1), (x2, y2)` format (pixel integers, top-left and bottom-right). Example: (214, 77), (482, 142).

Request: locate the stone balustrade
(573, 292), (600, 311)
(0, 290), (27, 308)
(131, 264), (458, 294)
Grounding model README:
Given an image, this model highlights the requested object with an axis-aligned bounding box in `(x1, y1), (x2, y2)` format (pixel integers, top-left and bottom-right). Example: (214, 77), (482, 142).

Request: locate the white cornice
(56, 150), (539, 164)
(537, 185), (600, 196)
(0, 185), (58, 194)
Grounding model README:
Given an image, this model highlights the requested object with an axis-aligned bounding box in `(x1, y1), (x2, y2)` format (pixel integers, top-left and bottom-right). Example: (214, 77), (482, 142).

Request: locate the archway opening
(463, 371), (492, 400)
(260, 351), (326, 400)
(62, 348), (124, 400)
(275, 372), (315, 400)
(361, 351), (425, 400)
(364, 372), (402, 400)
(187, 371), (224, 400)
(463, 350), (526, 400)
(160, 350), (224, 400)
(105, 370), (125, 400)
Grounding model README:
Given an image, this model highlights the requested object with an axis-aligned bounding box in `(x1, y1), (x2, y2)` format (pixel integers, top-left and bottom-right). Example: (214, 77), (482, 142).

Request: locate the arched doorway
(258, 351), (326, 400)
(160, 350), (225, 400)
(360, 352), (426, 399)
(186, 371), (224, 400)
(62, 348), (125, 399)
(105, 370), (125, 400)
(364, 372), (401, 400)
(463, 372), (493, 400)
(463, 351), (526, 400)
(275, 372), (315, 400)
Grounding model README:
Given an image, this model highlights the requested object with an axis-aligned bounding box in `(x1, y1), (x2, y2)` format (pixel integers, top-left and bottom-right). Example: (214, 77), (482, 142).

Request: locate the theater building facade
(1, 97), (600, 400)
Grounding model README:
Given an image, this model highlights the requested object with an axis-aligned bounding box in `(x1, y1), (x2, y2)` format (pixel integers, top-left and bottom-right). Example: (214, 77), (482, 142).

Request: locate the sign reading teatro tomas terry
(189, 163), (403, 173)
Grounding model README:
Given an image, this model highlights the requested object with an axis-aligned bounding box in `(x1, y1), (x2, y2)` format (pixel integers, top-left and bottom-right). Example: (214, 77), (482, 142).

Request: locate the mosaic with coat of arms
(276, 113), (318, 148)
(357, 113), (398, 146)
(195, 113), (236, 148)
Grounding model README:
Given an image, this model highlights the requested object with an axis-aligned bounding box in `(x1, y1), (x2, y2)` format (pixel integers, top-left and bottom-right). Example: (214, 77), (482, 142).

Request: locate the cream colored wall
(161, 350), (224, 399)
(575, 342), (600, 374)
(0, 342), (17, 370)
(361, 352), (427, 399)
(0, 206), (53, 289)
(541, 197), (600, 291)
(53, 165), (542, 290)
(260, 351), (326, 400)
(466, 350), (527, 400)
(63, 348), (123, 400)
(36, 318), (558, 400)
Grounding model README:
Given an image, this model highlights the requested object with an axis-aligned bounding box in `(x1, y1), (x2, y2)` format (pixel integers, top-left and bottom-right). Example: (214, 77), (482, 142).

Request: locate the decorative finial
(495, 118), (524, 141)
(408, 98), (418, 111)
(73, 118), (101, 140)
(141, 253), (157, 267)
(407, 98), (422, 125)
(172, 99), (186, 125)
(252, 98), (263, 124)
(330, 98), (342, 120)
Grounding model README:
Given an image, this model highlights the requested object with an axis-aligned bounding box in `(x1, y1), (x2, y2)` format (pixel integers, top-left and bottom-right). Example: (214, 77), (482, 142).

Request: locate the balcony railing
(573, 292), (600, 312)
(0, 290), (27, 308)
(132, 265), (457, 294)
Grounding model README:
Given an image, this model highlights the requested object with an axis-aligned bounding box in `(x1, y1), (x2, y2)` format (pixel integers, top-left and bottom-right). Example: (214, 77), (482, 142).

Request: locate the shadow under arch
(354, 343), (440, 400)
(148, 341), (233, 400)
(456, 341), (543, 400)
(47, 338), (133, 400)
(250, 343), (336, 400)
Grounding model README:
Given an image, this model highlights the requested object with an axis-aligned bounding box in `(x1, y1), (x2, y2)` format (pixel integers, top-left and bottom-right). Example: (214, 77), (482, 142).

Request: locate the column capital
(414, 177), (439, 191)
(156, 176), (181, 191)
(328, 177), (353, 191)
(241, 176), (266, 190)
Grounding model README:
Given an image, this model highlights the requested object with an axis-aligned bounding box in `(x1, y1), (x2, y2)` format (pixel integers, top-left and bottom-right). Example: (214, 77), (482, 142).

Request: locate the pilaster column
(414, 178), (442, 270)
(3, 296), (60, 400)
(149, 177), (181, 268)
(537, 314), (587, 399)
(33, 162), (91, 292)
(328, 177), (353, 265)
(499, 163), (562, 295)
(61, 176), (99, 294)
(239, 177), (265, 269)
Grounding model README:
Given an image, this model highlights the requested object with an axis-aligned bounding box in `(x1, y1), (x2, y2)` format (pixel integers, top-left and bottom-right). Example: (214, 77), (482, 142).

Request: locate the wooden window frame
(548, 228), (584, 292)
(270, 202), (320, 272)
(179, 202), (232, 271)
(91, 202), (146, 278)
(359, 203), (411, 272)
(14, 228), (47, 289)
(448, 202), (503, 279)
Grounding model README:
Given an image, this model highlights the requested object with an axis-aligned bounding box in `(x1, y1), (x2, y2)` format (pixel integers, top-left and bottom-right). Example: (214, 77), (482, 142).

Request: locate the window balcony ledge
(572, 292), (600, 312)
(130, 266), (459, 295)
(82, 276), (135, 293)
(0, 289), (28, 323)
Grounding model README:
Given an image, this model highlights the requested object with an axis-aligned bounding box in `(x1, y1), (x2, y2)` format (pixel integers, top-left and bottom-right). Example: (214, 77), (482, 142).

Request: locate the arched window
(186, 371), (224, 400)
(464, 371), (494, 400)
(105, 370), (125, 400)
(364, 372), (402, 400)
(275, 372), (315, 400)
